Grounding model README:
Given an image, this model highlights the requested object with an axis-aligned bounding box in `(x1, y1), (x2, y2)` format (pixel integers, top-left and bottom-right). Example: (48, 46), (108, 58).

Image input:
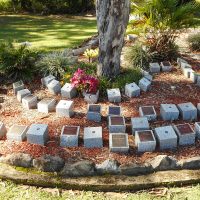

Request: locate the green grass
(1, 180), (200, 200)
(0, 14), (97, 51)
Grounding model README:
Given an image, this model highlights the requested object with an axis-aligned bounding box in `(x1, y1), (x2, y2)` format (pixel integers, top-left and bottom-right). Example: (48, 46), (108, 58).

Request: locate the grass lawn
(0, 14), (97, 51)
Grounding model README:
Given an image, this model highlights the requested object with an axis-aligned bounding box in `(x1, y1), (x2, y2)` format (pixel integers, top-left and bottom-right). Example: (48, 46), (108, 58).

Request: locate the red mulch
(1, 58), (200, 164)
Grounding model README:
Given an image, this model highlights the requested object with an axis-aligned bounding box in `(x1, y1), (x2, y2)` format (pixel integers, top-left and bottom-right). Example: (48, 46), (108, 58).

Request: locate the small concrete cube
(125, 82), (140, 98)
(154, 126), (177, 150)
(47, 80), (61, 95)
(108, 116), (126, 133)
(56, 100), (74, 117)
(135, 130), (156, 152)
(144, 74), (153, 81)
(60, 126), (80, 147)
(86, 104), (101, 122)
(181, 62), (191, 71)
(177, 102), (197, 121)
(13, 80), (24, 95)
(107, 88), (121, 103)
(0, 122), (7, 137)
(131, 117), (149, 135)
(139, 106), (157, 121)
(84, 127), (103, 148)
(109, 133), (129, 152)
(174, 123), (195, 146)
(41, 75), (55, 87)
(177, 58), (188, 66)
(183, 67), (194, 79)
(194, 122), (200, 139)
(27, 124), (48, 146)
(160, 61), (172, 72)
(17, 89), (31, 102)
(108, 106), (122, 116)
(84, 90), (99, 104)
(7, 124), (28, 142)
(61, 83), (77, 99)
(138, 77), (151, 92)
(149, 62), (160, 73)
(160, 104), (179, 121)
(22, 94), (37, 109)
(37, 98), (56, 113)
(141, 69), (150, 76)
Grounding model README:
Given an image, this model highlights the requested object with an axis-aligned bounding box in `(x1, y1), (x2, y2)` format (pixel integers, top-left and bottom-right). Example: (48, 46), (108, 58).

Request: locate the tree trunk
(96, 0), (130, 78)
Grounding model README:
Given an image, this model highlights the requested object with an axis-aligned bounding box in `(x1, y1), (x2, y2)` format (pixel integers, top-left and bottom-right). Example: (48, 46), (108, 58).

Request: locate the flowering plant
(70, 68), (99, 94)
(83, 48), (99, 63)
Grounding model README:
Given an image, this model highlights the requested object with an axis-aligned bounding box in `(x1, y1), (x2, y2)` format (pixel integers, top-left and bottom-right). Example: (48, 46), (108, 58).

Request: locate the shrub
(0, 41), (39, 81)
(188, 33), (200, 51)
(0, 0), (12, 12)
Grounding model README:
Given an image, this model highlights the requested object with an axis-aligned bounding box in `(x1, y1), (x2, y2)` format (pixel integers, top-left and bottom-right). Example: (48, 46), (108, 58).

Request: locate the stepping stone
(86, 104), (101, 122)
(131, 117), (149, 135)
(27, 124), (48, 146)
(17, 89), (31, 102)
(13, 80), (24, 95)
(7, 124), (28, 142)
(22, 94), (37, 109)
(138, 77), (151, 92)
(135, 130), (156, 152)
(84, 127), (103, 148)
(177, 58), (188, 66)
(125, 82), (140, 98)
(160, 104), (179, 121)
(109, 133), (129, 152)
(56, 100), (74, 117)
(108, 116), (126, 133)
(60, 126), (80, 147)
(174, 123), (195, 146)
(61, 83), (77, 99)
(149, 62), (160, 73)
(0, 122), (7, 137)
(160, 61), (172, 72)
(177, 102), (197, 121)
(108, 106), (122, 116)
(154, 126), (177, 150)
(139, 106), (157, 121)
(37, 98), (56, 113)
(194, 122), (200, 139)
(41, 75), (55, 87)
(107, 88), (121, 103)
(47, 80), (61, 95)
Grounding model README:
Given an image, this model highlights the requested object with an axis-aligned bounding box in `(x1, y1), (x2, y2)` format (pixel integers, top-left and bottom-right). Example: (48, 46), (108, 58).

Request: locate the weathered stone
(96, 159), (120, 175)
(149, 62), (160, 73)
(147, 155), (180, 171)
(41, 75), (55, 87)
(108, 116), (126, 133)
(56, 100), (74, 117)
(0, 153), (33, 168)
(139, 106), (157, 121)
(84, 90), (99, 104)
(33, 155), (65, 172)
(127, 34), (138, 41)
(47, 80), (61, 95)
(22, 94), (37, 109)
(138, 77), (151, 92)
(131, 117), (149, 135)
(177, 58), (188, 66)
(160, 61), (172, 72)
(61, 83), (77, 99)
(13, 80), (24, 95)
(160, 104), (179, 121)
(178, 157), (200, 169)
(37, 98), (56, 113)
(107, 88), (121, 103)
(194, 122), (200, 139)
(17, 89), (31, 102)
(108, 106), (122, 117)
(125, 82), (140, 98)
(183, 67), (194, 79)
(86, 104), (101, 122)
(60, 160), (95, 177)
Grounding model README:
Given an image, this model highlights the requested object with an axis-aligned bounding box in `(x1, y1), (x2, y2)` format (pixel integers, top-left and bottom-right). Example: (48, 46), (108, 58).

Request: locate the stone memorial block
(84, 127), (103, 148)
(47, 80), (61, 95)
(154, 126), (177, 150)
(149, 62), (160, 73)
(7, 124), (28, 142)
(139, 106), (157, 121)
(17, 89), (31, 102)
(13, 80), (24, 95)
(174, 123), (195, 146)
(177, 102), (197, 121)
(107, 88), (121, 103)
(86, 104), (101, 122)
(56, 100), (74, 117)
(131, 117), (149, 135)
(60, 126), (80, 147)
(108, 106), (122, 116)
(183, 67), (194, 79)
(108, 116), (126, 133)
(125, 82), (140, 98)
(0, 122), (7, 137)
(27, 124), (48, 146)
(61, 83), (77, 99)
(181, 62), (191, 71)
(194, 122), (200, 139)
(41, 75), (55, 87)
(84, 90), (99, 104)
(190, 72), (198, 83)
(144, 74), (153, 81)
(37, 98), (56, 113)
(22, 94), (37, 109)
(177, 58), (188, 66)
(160, 104), (179, 121)
(109, 133), (129, 152)
(135, 130), (156, 152)
(138, 77), (151, 92)
(160, 61), (172, 72)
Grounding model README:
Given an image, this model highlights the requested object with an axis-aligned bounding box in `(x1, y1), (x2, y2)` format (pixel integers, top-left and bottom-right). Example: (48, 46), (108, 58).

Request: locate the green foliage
(0, 0), (12, 12)
(188, 33), (200, 51)
(0, 41), (39, 81)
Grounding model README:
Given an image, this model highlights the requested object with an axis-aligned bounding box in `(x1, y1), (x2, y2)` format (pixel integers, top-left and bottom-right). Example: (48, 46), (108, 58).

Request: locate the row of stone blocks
(149, 61), (172, 73)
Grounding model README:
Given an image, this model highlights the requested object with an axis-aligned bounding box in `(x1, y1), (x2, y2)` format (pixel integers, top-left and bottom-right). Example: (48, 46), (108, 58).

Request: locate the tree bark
(96, 0), (130, 78)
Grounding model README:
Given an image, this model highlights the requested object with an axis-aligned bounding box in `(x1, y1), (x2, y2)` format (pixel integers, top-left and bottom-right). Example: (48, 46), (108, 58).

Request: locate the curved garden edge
(1, 163), (200, 192)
